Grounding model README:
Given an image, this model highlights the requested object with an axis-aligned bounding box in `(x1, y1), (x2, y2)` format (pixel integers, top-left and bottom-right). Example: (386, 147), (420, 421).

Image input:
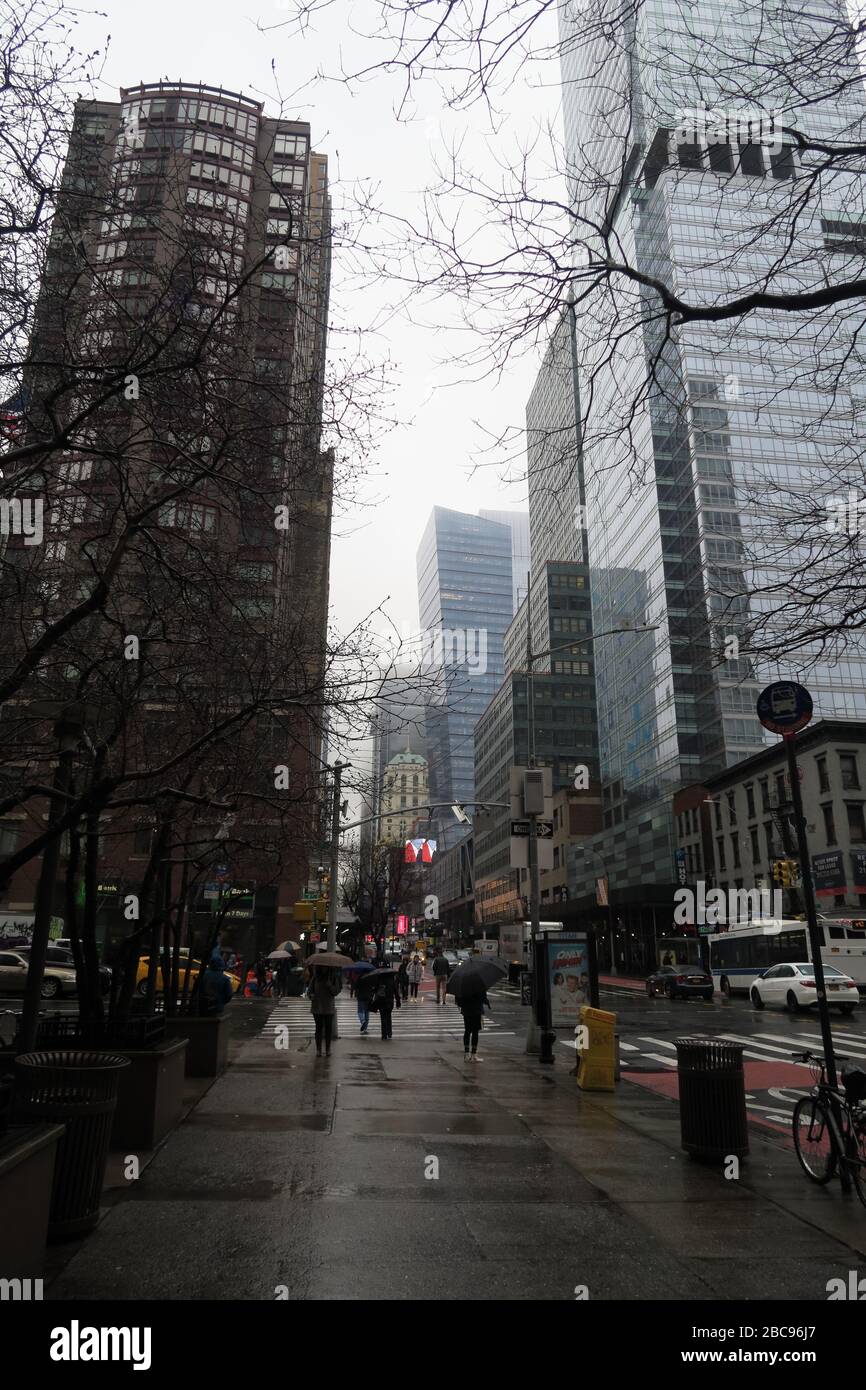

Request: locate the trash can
(13, 1050), (130, 1240)
(675, 1038), (749, 1160)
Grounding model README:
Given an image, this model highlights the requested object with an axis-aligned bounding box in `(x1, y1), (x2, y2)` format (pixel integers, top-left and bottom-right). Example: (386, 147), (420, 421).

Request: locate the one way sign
(510, 819), (554, 839)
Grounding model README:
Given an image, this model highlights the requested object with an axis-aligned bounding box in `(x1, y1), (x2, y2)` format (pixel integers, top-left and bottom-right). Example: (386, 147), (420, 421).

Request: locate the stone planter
(164, 1014), (228, 1078)
(109, 1038), (188, 1151)
(0, 1123), (65, 1277)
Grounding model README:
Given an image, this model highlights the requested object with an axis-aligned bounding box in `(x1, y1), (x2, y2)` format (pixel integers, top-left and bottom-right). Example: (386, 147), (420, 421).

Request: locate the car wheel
(840, 1004), (856, 1016)
(750, 987), (764, 1010)
(786, 990), (800, 1013)
(40, 977), (59, 999)
(664, 983), (674, 999)
(720, 976), (731, 998)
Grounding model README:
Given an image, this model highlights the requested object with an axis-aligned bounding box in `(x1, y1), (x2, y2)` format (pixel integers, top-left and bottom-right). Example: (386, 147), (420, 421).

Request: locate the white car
(750, 962), (859, 1015)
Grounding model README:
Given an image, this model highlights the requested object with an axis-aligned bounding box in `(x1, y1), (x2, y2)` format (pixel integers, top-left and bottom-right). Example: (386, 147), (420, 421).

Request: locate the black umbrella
(363, 967), (397, 982)
(446, 958), (507, 1000)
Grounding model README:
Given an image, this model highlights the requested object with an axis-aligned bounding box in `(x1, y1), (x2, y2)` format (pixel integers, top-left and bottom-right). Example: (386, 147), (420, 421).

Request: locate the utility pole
(325, 759), (348, 1039)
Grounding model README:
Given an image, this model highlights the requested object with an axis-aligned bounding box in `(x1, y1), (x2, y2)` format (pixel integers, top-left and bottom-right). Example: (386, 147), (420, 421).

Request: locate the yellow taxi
(135, 950), (240, 996)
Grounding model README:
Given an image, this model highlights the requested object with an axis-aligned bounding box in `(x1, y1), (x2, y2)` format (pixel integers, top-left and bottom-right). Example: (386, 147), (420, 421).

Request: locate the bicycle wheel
(792, 1096), (838, 1184)
(848, 1120), (866, 1209)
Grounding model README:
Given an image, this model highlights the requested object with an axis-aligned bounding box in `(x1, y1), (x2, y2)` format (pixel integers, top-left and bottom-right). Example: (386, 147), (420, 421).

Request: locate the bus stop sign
(756, 681), (813, 736)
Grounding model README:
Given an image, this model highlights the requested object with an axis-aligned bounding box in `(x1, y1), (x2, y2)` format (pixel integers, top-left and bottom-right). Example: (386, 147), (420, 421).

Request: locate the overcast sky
(77, 0), (561, 650)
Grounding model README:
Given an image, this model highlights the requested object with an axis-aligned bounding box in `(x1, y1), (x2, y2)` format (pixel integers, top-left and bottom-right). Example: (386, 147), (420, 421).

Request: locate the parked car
(0, 949), (77, 999)
(646, 964), (714, 1000)
(750, 962), (859, 1014)
(16, 945), (112, 996)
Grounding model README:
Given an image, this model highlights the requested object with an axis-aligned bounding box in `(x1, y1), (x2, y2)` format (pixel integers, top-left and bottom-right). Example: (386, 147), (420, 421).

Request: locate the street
(36, 968), (866, 1304)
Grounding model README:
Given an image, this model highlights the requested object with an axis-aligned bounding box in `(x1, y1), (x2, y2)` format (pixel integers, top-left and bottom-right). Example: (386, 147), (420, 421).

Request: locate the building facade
(479, 508), (531, 613)
(416, 507), (514, 847)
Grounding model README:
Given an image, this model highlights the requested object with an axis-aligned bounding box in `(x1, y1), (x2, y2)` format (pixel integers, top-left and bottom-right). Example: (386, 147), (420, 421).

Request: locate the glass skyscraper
(416, 507), (514, 846)
(558, 0), (866, 899)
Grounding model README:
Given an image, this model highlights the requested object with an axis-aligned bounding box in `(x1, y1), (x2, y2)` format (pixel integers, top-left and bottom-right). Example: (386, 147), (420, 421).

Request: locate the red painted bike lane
(625, 1058), (811, 1146)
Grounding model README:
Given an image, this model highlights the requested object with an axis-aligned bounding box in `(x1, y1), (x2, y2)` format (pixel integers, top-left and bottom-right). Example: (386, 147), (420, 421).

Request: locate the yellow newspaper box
(576, 1005), (616, 1092)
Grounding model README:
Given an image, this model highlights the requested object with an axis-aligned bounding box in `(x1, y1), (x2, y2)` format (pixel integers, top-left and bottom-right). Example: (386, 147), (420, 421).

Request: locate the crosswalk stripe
(642, 1053), (677, 1068)
(637, 1036), (676, 1049)
(755, 1030), (866, 1058)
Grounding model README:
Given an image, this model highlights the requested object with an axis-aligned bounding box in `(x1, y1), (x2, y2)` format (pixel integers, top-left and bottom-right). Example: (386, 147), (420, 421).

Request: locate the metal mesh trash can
(675, 1038), (749, 1160)
(13, 1050), (130, 1240)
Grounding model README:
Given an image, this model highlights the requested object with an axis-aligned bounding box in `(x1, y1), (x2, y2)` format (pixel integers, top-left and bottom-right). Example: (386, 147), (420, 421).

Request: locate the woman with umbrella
(446, 958), (506, 1063)
(344, 960), (375, 1034)
(364, 966), (401, 1041)
(305, 951), (350, 1058)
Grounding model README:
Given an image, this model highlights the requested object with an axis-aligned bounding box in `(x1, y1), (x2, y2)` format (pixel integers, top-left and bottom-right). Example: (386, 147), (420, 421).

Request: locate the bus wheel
(786, 990), (800, 1013)
(721, 977), (731, 998)
(750, 987), (764, 1010)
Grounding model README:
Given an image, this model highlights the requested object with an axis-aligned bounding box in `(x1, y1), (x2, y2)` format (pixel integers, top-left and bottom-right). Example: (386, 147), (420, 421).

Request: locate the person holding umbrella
(344, 960), (375, 1034)
(397, 956), (410, 1003)
(459, 990), (490, 1062)
(446, 956), (506, 1063)
(305, 951), (350, 1058)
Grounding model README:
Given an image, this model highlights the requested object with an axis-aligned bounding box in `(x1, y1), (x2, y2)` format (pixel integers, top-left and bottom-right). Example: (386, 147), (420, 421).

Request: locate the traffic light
(773, 860), (784, 885)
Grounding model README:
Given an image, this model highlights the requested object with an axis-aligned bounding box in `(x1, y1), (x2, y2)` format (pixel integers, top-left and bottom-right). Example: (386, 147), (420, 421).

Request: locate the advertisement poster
(548, 935), (590, 1027)
(812, 851), (847, 897)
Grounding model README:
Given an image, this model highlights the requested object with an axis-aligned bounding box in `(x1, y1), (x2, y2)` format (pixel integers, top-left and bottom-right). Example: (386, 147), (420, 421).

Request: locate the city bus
(708, 918), (866, 997)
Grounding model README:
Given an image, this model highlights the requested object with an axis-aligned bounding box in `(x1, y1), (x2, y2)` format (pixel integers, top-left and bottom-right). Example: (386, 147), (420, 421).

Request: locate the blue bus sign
(756, 682), (813, 736)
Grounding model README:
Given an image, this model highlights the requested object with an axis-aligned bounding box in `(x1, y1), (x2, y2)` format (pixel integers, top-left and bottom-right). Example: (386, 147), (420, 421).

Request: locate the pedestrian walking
(432, 948), (450, 1005)
(372, 971), (401, 1040)
(255, 955), (267, 994)
(356, 970), (375, 1035)
(306, 965), (342, 1057)
(397, 956), (409, 1002)
(408, 953), (423, 1000)
(460, 991), (490, 1063)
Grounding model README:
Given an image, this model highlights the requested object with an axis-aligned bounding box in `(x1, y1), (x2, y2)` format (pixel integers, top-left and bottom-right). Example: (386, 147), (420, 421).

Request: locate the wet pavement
(44, 990), (866, 1301)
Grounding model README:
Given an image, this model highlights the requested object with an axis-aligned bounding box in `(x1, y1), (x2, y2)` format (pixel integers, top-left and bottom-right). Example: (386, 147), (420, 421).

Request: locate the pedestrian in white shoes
(459, 990), (490, 1062)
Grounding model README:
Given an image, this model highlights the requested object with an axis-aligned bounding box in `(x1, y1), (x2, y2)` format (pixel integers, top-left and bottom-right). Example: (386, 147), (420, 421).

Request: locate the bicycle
(791, 1050), (866, 1209)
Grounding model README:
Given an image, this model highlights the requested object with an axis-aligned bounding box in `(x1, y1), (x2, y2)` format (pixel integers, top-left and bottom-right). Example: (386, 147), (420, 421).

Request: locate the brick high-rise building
(0, 82), (334, 962)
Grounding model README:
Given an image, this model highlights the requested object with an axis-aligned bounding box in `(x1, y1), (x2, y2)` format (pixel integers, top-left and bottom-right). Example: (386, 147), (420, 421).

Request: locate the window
(840, 754), (860, 790)
(726, 790), (736, 826)
(759, 778), (770, 812)
(717, 837), (726, 871)
(730, 834), (740, 868)
(775, 773), (787, 806)
(846, 803), (866, 844)
(745, 784), (755, 819)
(822, 803), (837, 845)
(133, 827), (154, 856)
(274, 133), (308, 159)
(764, 822), (775, 859)
(0, 823), (20, 856)
(271, 164), (305, 188)
(816, 757), (829, 794)
(159, 501), (217, 533)
(750, 827), (760, 862)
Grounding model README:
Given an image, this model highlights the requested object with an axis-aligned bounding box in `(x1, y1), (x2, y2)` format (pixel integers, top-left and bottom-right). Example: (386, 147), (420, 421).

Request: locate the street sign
(756, 682), (813, 736)
(510, 819), (554, 839)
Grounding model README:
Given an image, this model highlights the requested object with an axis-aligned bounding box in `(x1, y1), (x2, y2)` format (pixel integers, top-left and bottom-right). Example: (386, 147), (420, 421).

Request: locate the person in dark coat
(459, 990), (490, 1062)
(373, 971), (401, 1041)
(397, 957), (410, 1003)
(307, 965), (342, 1057)
(201, 958), (234, 1015)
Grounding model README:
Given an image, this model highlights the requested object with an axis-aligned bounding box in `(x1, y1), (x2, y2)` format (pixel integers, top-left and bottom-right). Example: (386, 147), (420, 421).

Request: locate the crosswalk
(596, 1024), (866, 1072)
(258, 996), (514, 1042)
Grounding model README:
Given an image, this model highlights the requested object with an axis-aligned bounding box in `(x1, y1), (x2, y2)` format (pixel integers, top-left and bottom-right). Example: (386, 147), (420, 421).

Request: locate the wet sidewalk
(46, 1015), (866, 1301)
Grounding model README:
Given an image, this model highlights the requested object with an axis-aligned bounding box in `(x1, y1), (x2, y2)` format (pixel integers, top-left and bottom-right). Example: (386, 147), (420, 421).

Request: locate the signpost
(510, 819), (554, 839)
(756, 682), (842, 1108)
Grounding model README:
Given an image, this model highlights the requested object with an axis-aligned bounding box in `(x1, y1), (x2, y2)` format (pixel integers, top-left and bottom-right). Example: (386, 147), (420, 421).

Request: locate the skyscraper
(0, 82), (334, 956)
(479, 508), (531, 612)
(416, 507), (513, 845)
(525, 304), (585, 578)
(557, 0), (866, 919)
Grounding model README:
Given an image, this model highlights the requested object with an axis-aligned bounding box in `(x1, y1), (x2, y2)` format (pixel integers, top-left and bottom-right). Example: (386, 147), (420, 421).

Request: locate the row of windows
(123, 98), (259, 141)
(185, 187), (249, 221)
(189, 162), (251, 196)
